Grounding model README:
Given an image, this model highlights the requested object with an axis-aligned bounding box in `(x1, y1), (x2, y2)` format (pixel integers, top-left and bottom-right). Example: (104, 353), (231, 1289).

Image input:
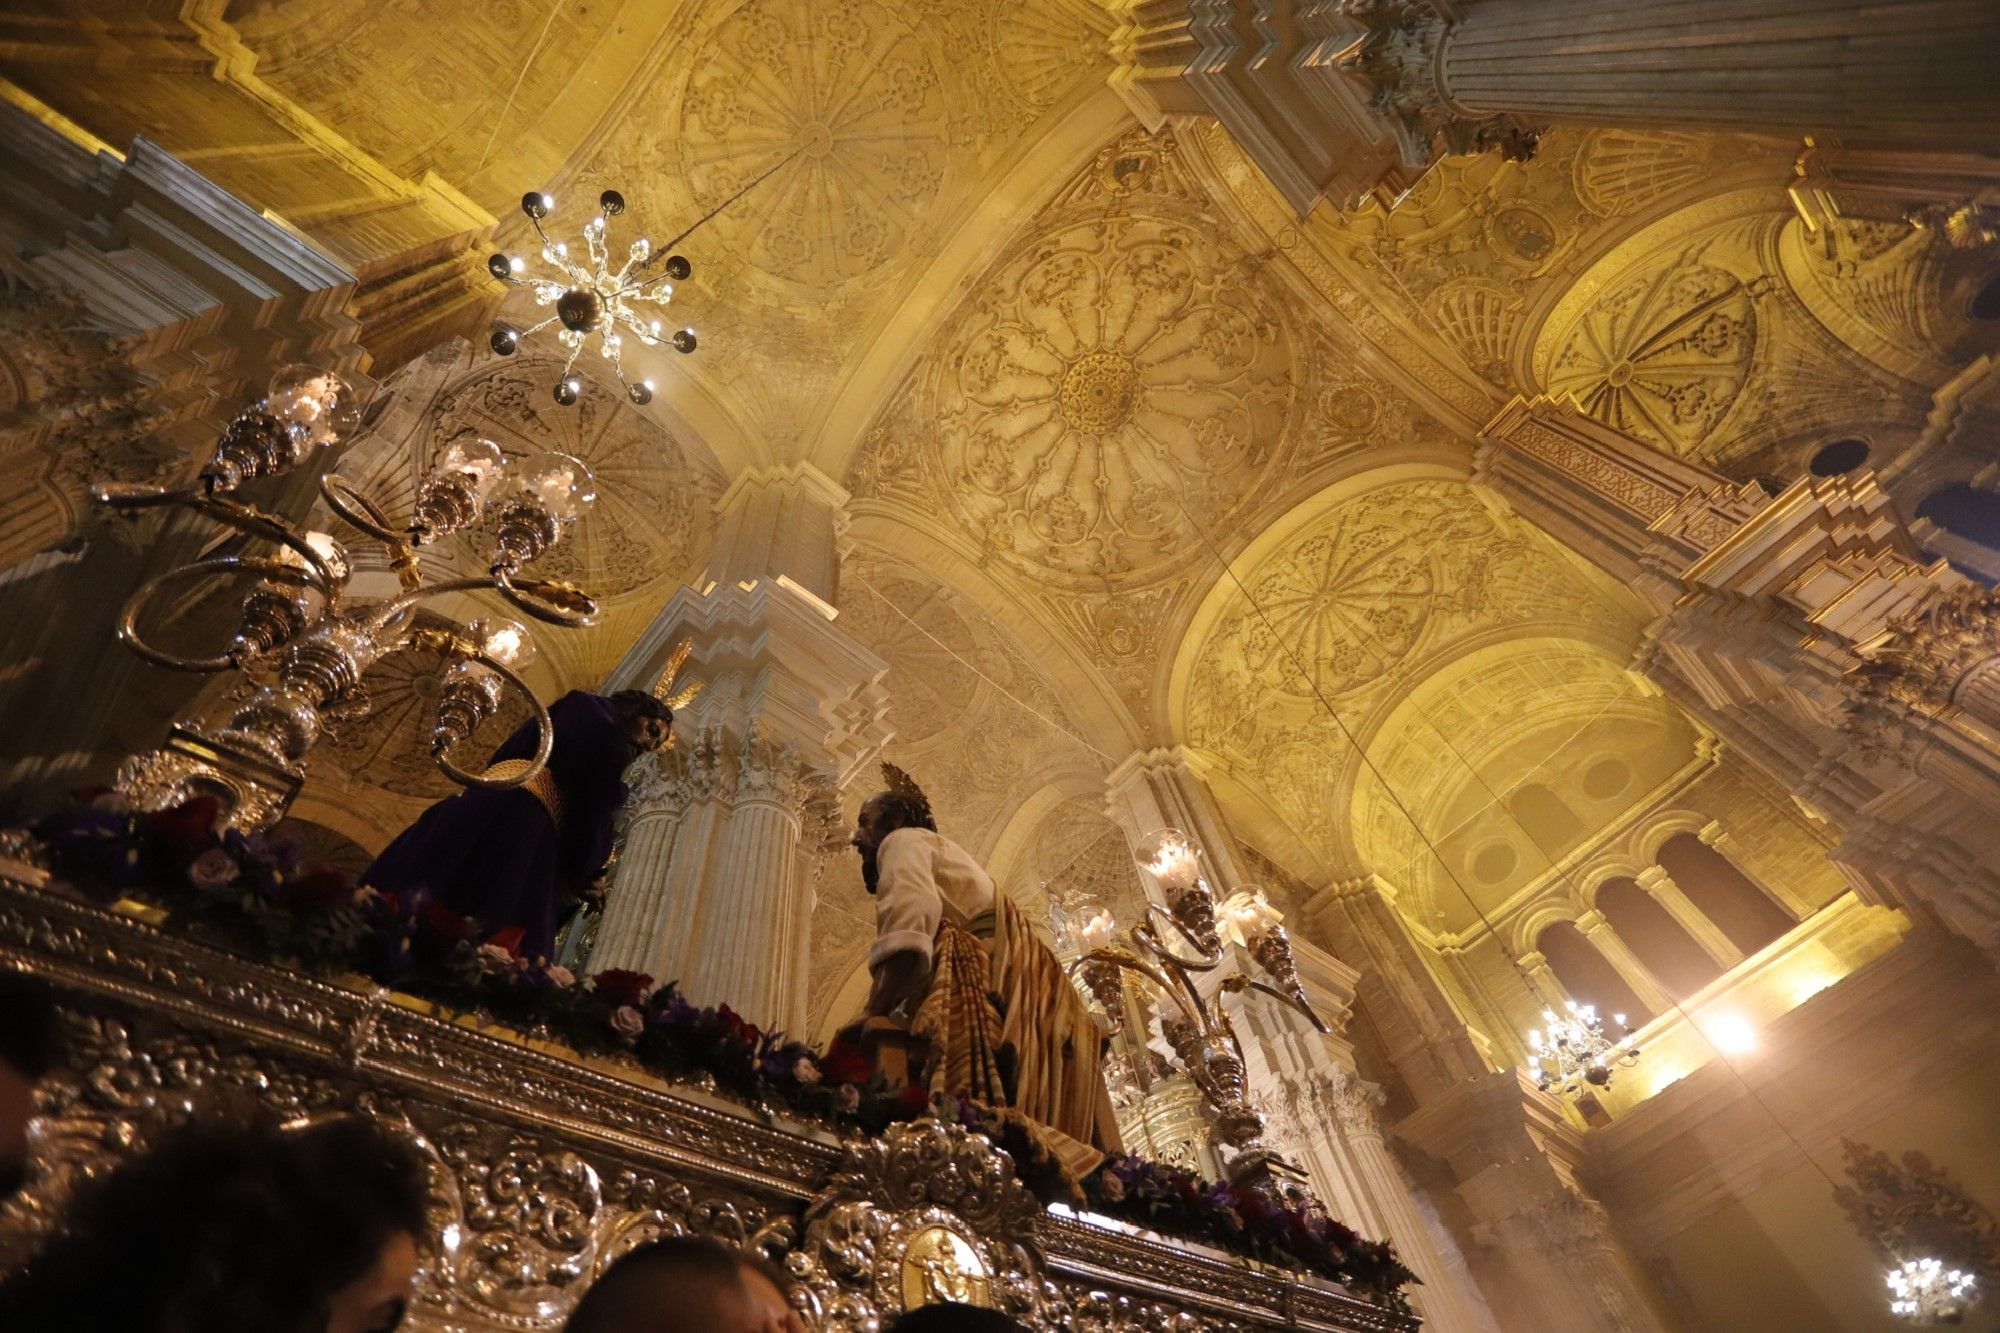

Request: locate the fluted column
(1575, 910), (1676, 1015)
(591, 466), (890, 1034)
(1635, 865), (1744, 969)
(1337, 0), (2000, 171)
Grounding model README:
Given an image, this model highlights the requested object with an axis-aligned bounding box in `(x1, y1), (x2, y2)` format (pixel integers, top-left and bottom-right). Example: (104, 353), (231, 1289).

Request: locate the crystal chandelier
(94, 366), (604, 832)
(488, 189), (696, 407)
(1887, 1259), (1979, 1323)
(1525, 999), (1639, 1097)
(1064, 828), (1327, 1198)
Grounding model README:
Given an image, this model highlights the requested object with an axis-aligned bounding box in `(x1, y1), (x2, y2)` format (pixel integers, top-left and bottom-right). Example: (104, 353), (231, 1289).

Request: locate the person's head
(0, 1111), (429, 1333)
(609, 690), (674, 758)
(853, 790), (937, 894)
(887, 1302), (1029, 1332)
(565, 1235), (800, 1333)
(0, 972), (58, 1199)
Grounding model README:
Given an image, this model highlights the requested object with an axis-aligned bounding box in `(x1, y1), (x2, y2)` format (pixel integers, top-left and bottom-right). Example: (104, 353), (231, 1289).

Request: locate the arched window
(1507, 783), (1587, 852)
(1655, 833), (1794, 955)
(1597, 877), (1724, 999)
(1917, 484), (2000, 550)
(1537, 921), (1652, 1027)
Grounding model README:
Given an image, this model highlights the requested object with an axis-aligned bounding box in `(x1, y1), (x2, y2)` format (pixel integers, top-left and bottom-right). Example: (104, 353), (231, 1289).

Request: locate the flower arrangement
(17, 793), (1414, 1308)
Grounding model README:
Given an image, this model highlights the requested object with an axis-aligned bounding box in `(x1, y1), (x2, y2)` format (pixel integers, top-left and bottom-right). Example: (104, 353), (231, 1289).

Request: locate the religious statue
(841, 763), (1123, 1176)
(361, 687), (673, 961)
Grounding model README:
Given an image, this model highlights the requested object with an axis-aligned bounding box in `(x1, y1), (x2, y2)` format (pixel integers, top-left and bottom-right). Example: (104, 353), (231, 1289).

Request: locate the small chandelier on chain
(487, 189), (695, 408)
(1525, 999), (1639, 1097)
(1886, 1258), (1978, 1323)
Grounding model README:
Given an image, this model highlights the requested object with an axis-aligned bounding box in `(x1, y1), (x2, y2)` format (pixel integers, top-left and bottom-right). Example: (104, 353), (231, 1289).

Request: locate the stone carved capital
(1847, 584), (2000, 730)
(1331, 0), (1540, 169)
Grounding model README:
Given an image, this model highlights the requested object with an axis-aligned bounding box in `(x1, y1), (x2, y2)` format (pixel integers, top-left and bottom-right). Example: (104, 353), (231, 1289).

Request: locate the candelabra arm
(361, 573), (599, 636)
(96, 483), (345, 590)
(1139, 903), (1224, 972)
(317, 474), (406, 545)
(1225, 974), (1331, 1034)
(1070, 946), (1185, 1016)
(115, 556), (323, 672)
(420, 644), (555, 790)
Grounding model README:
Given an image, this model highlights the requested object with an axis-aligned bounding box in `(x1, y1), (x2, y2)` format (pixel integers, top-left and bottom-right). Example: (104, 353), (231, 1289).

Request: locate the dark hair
(0, 1112), (429, 1333)
(608, 690), (673, 727)
(0, 972), (60, 1079)
(564, 1234), (747, 1333)
(871, 790), (937, 835)
(887, 1302), (1029, 1332)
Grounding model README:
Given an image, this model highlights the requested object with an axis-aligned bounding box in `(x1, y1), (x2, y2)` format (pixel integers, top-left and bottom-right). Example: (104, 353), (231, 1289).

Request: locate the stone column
(591, 465), (890, 1034)
(1231, 940), (1504, 1333)
(1635, 866), (1744, 969)
(1336, 0), (2000, 171)
(1575, 911), (1676, 1015)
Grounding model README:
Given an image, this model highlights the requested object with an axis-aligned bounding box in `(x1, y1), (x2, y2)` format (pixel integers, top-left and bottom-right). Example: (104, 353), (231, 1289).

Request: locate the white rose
(792, 1057), (822, 1086)
(545, 964), (576, 988)
(187, 848), (240, 891)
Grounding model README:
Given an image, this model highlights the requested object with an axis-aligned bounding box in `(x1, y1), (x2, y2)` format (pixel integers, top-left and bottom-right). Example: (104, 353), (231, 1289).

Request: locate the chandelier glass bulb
(1525, 999), (1640, 1097)
(1886, 1258), (1978, 1323)
(487, 188), (696, 407)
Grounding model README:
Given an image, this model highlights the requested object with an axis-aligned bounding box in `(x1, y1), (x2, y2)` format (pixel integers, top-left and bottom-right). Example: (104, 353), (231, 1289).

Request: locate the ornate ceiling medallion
(935, 212), (1296, 586)
(678, 0), (952, 285)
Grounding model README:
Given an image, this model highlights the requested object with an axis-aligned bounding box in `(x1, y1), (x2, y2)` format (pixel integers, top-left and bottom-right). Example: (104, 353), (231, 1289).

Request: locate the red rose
(485, 924), (527, 957)
(420, 900), (475, 942)
(715, 1004), (759, 1045)
(141, 797), (222, 860)
(894, 1083), (931, 1118)
(820, 1037), (873, 1085)
(590, 968), (653, 1008)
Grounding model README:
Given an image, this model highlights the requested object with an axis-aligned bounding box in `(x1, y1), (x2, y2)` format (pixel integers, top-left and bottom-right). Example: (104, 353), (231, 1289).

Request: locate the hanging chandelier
(1887, 1258), (1978, 1323)
(487, 189), (694, 407)
(1525, 999), (1639, 1097)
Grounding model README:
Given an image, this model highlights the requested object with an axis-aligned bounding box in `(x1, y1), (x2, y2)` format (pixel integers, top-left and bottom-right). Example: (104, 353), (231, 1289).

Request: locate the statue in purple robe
(362, 689), (672, 961)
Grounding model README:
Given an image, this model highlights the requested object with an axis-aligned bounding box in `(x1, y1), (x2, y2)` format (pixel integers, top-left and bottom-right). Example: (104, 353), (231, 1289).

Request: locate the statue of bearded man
(841, 765), (1122, 1176)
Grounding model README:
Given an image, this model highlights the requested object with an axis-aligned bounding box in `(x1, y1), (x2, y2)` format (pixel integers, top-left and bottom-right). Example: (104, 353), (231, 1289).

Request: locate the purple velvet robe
(363, 690), (633, 960)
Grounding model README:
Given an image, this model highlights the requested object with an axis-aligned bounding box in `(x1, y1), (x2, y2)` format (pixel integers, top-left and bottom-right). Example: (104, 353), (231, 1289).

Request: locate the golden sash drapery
(911, 893), (1123, 1184)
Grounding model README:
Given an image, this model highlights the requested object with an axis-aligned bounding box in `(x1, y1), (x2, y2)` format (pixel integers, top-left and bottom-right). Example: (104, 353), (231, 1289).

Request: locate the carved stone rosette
(0, 880), (1414, 1331)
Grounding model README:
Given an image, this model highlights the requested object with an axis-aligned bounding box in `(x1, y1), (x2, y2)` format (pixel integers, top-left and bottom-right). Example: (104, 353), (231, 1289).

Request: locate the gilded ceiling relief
(1535, 207), (1925, 474)
(563, 0), (1109, 443)
(1543, 254), (1761, 456)
(234, 0), (624, 189)
(1181, 480), (1634, 884)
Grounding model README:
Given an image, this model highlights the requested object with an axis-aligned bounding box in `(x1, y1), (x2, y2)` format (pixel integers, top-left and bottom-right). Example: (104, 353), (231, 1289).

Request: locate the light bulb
(467, 616), (534, 668)
(436, 435), (508, 498)
(264, 365), (360, 449)
(275, 529), (349, 581)
(509, 255), (525, 274)
(1076, 907), (1119, 952)
(518, 451), (597, 522)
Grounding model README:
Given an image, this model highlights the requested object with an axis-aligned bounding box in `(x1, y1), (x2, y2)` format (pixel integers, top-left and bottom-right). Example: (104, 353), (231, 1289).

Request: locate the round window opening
(1472, 842), (1519, 884)
(1970, 272), (2000, 323)
(1582, 756), (1632, 801)
(1809, 437), (1870, 477)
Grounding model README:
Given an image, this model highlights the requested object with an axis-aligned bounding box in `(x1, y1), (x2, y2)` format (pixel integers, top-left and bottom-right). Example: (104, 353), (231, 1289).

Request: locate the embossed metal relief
(0, 883), (1416, 1331)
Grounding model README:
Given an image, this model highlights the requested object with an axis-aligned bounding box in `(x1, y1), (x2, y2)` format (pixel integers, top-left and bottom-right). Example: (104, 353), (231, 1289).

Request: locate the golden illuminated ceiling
(1, 0), (1978, 956)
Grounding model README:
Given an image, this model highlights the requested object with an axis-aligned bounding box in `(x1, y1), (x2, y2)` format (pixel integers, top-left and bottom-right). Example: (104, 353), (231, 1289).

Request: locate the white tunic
(868, 826), (997, 970)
